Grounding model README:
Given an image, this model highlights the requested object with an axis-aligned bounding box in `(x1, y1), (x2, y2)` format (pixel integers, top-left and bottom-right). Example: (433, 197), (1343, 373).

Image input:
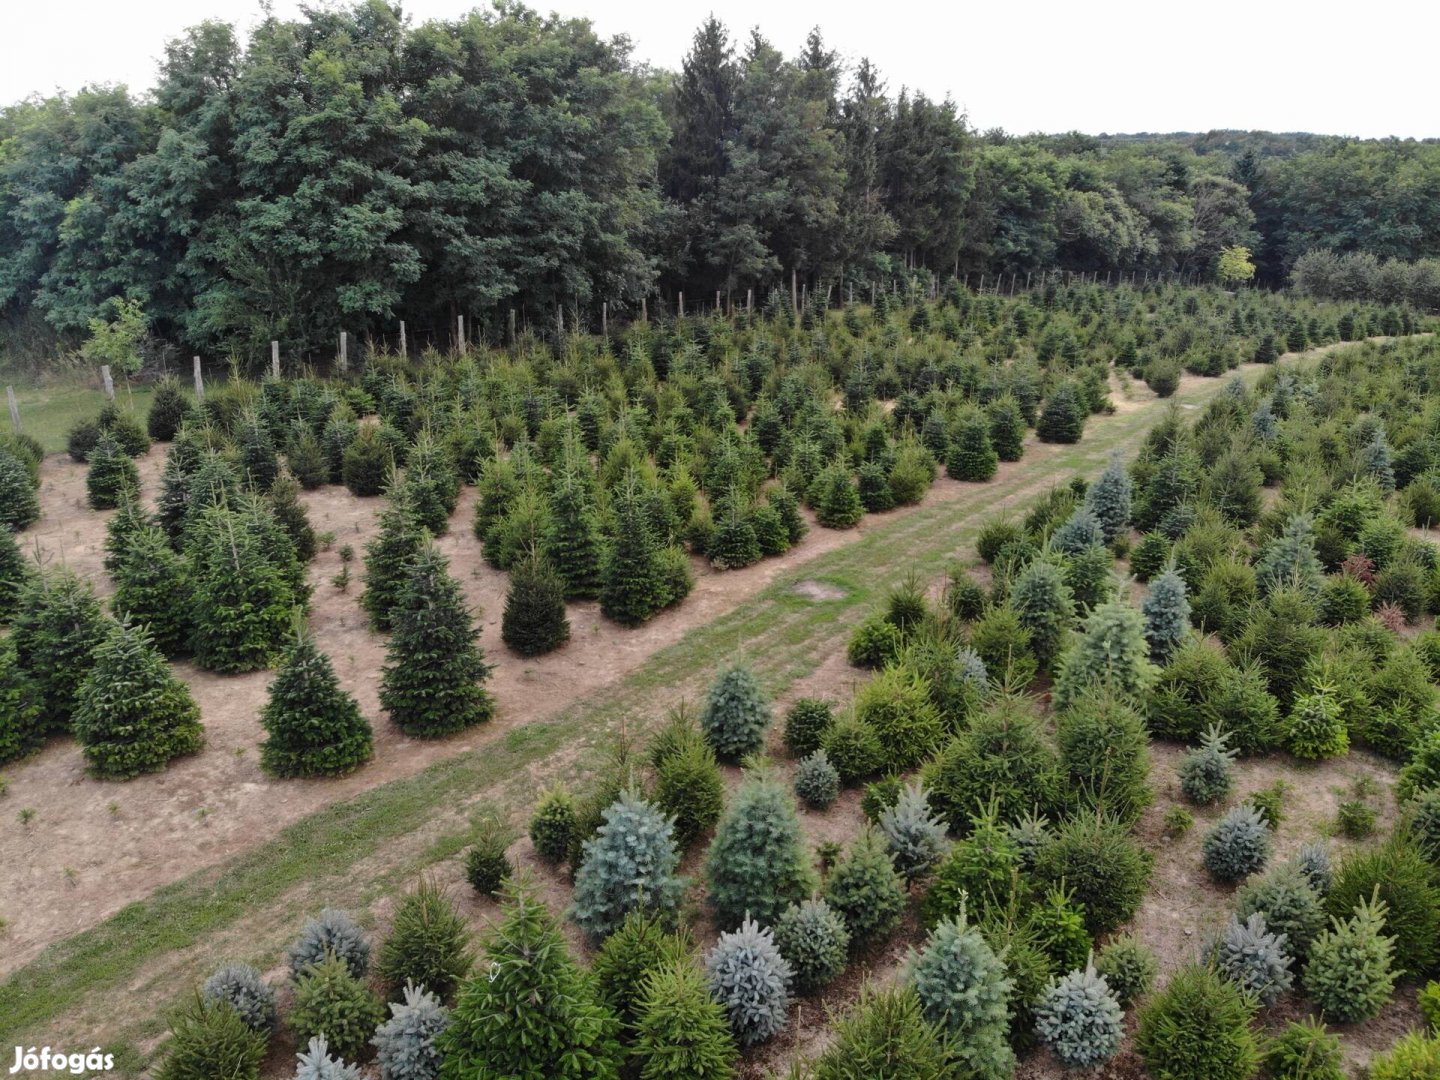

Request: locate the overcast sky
(4, 0), (1436, 139)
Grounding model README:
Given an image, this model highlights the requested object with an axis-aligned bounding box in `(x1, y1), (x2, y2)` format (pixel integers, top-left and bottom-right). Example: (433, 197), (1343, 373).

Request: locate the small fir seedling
(878, 782), (949, 883)
(201, 963), (277, 1032)
(288, 953), (386, 1061)
(1336, 799), (1376, 839)
(773, 898), (851, 994)
(371, 982), (449, 1080)
(464, 823), (513, 898)
(1260, 1018), (1345, 1080)
(705, 916), (794, 1047)
(794, 749), (841, 809)
(1211, 912), (1293, 1005)
(1162, 804), (1194, 839)
(287, 908), (370, 981)
(1034, 958), (1124, 1068)
(1302, 891), (1397, 1024)
(1094, 934), (1157, 1008)
(1203, 804), (1272, 884)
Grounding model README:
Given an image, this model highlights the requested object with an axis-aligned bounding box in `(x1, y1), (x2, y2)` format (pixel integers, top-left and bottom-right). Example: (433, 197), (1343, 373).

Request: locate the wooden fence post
(602, 302), (608, 339)
(101, 365), (114, 400)
(641, 298), (648, 324)
(678, 291), (684, 317)
(399, 320), (407, 358)
(270, 340), (280, 379)
(456, 315), (465, 353)
(193, 357), (204, 402)
(339, 331), (348, 372)
(508, 309), (516, 344)
(791, 267), (798, 315)
(747, 288), (753, 314)
(6, 386), (20, 433)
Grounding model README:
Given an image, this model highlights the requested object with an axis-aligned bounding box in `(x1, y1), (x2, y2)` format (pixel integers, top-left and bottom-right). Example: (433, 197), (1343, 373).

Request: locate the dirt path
(0, 355), (1306, 977)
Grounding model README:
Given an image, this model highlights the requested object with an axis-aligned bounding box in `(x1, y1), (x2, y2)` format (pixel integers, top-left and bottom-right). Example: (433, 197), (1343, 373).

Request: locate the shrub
(922, 809), (1024, 927)
(706, 771), (816, 929)
(654, 736), (725, 847)
(820, 712), (885, 785)
(905, 916), (1015, 1079)
(794, 750), (840, 809)
(945, 408), (999, 482)
(85, 431), (140, 510)
(1, 650), (47, 770)
(1284, 686), (1349, 760)
(809, 987), (954, 1080)
(289, 953), (387, 1061)
(1180, 724), (1238, 805)
(814, 464), (863, 529)
(591, 910), (691, 1026)
(372, 984), (449, 1080)
(1412, 789), (1440, 863)
(783, 697), (834, 758)
(846, 614), (902, 669)
(156, 996), (267, 1080)
(1056, 688), (1153, 824)
(824, 826), (907, 948)
(463, 823), (512, 898)
(976, 519), (1024, 564)
(967, 604), (1037, 685)
(288, 909), (371, 980)
(1326, 839), (1440, 976)
(73, 619), (203, 778)
(699, 665), (771, 762)
(853, 666), (945, 772)
(440, 878), (621, 1077)
(1212, 912), (1293, 1005)
(260, 632), (372, 778)
(1294, 842), (1334, 896)
(502, 556), (571, 657)
(631, 958), (737, 1080)
(1303, 893), (1397, 1023)
(529, 786), (576, 864)
(1260, 1018), (1344, 1080)
(773, 898), (850, 994)
(1051, 507), (1105, 555)
(570, 791), (684, 940)
(1094, 934), (1156, 1007)
(878, 782), (949, 883)
(1034, 813), (1153, 935)
(202, 964), (277, 1032)
(1368, 1032), (1440, 1080)
(1136, 963), (1259, 1080)
(945, 570), (988, 620)
(376, 879), (472, 1002)
(705, 917), (793, 1047)
(1038, 383), (1086, 444)
(1337, 799), (1377, 838)
(1422, 980), (1440, 1031)
(1203, 804), (1272, 884)
(1237, 864), (1327, 962)
(1034, 960), (1124, 1068)
(1398, 729), (1440, 802)
(147, 378), (189, 441)
(380, 543), (494, 737)
(1164, 804), (1195, 837)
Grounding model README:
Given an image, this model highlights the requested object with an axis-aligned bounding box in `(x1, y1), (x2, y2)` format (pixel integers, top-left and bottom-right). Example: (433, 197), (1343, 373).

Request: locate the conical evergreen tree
(236, 491), (310, 608)
(73, 619), (203, 778)
(438, 878), (622, 1080)
(0, 638), (43, 765)
(86, 431), (140, 510)
(237, 412), (280, 491)
(1142, 565), (1190, 663)
(946, 409), (999, 482)
(380, 542), (494, 737)
(1085, 457), (1133, 542)
(501, 554), (571, 657)
(102, 482), (154, 574)
(113, 525), (193, 656)
(361, 488), (427, 632)
(767, 483), (808, 546)
(156, 430), (203, 544)
(0, 446), (40, 530)
(1053, 596), (1158, 710)
(706, 769), (817, 928)
(181, 450), (241, 541)
(187, 505), (297, 673)
(269, 468), (317, 564)
(398, 430), (461, 535)
(709, 490), (761, 570)
(987, 397), (1027, 462)
(1038, 383), (1086, 444)
(260, 630), (373, 777)
(0, 524), (31, 623)
(11, 569), (110, 733)
(632, 958), (738, 1080)
(1256, 514), (1324, 597)
(601, 477), (669, 626)
(814, 464), (863, 529)
(542, 468), (606, 600)
(1010, 558), (1074, 668)
(146, 377), (189, 442)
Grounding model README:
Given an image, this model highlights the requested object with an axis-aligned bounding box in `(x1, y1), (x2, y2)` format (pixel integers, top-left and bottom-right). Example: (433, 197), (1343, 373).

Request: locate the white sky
(3, 0), (1437, 139)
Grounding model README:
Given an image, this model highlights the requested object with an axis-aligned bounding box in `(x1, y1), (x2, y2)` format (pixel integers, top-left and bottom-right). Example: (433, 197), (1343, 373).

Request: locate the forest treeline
(2, 0), (1440, 362)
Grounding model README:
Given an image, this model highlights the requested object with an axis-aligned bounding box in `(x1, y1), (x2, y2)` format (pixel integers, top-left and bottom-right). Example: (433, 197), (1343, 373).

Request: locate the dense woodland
(2, 0), (1440, 365)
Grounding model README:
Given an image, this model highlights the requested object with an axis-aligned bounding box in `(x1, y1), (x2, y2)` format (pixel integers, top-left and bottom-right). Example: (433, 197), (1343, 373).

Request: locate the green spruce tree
(380, 542), (494, 737)
(188, 505), (297, 673)
(946, 409), (999, 482)
(73, 619), (203, 778)
(361, 487), (427, 631)
(86, 430), (140, 510)
(601, 477), (669, 626)
(501, 554), (571, 657)
(11, 569), (110, 732)
(112, 525), (193, 656)
(260, 630), (373, 777)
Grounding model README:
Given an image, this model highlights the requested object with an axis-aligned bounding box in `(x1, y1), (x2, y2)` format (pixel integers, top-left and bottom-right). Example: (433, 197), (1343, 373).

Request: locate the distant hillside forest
(2, 0), (1439, 363)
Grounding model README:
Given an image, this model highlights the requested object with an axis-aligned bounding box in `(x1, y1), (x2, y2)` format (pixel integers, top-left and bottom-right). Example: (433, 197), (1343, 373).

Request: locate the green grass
(6, 381), (154, 454)
(0, 362), (1269, 1064)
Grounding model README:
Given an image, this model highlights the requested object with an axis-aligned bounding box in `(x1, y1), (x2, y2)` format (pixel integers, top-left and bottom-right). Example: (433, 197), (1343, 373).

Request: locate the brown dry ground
(2, 341), (1431, 1075)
